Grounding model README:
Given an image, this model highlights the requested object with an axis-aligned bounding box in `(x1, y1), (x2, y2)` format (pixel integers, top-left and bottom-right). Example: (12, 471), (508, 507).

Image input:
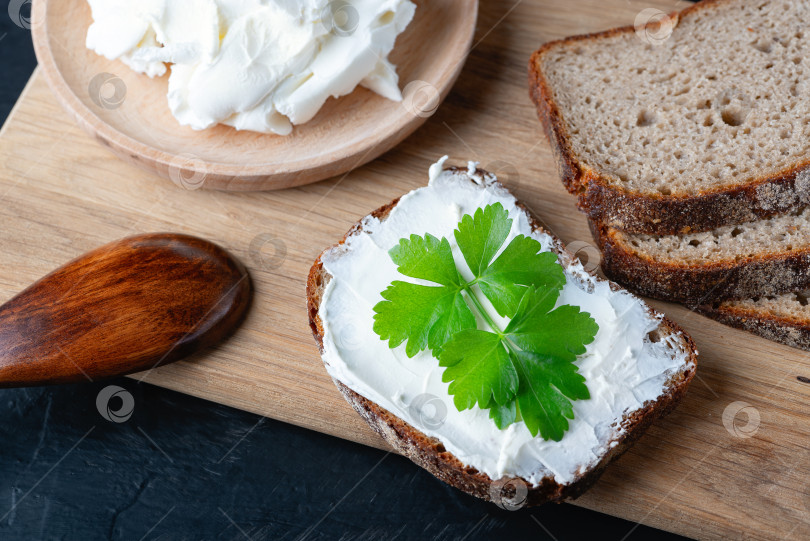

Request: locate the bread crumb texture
(614, 207), (810, 264)
(720, 290), (810, 323)
(540, 0), (810, 196)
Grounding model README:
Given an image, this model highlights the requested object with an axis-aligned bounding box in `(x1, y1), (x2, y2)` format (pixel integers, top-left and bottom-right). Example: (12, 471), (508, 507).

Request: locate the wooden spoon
(0, 233), (251, 387)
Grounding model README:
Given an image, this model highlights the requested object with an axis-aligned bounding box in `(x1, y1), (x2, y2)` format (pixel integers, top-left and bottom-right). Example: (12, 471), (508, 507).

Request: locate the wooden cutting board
(4, 1), (810, 539)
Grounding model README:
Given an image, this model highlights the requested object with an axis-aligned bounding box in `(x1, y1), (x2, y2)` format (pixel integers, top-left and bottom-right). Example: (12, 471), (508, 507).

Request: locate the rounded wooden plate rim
(30, 0), (479, 187)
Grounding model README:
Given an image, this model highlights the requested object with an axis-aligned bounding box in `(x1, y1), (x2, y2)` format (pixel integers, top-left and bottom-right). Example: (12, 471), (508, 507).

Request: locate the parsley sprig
(372, 203), (598, 441)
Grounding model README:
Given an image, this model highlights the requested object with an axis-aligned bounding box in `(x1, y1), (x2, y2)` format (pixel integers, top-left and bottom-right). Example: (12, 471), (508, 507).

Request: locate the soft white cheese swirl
(319, 158), (693, 486)
(86, 0), (416, 134)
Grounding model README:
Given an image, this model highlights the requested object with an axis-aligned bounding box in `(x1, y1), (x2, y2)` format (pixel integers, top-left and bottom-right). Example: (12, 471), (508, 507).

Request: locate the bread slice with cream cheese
(306, 160), (697, 506)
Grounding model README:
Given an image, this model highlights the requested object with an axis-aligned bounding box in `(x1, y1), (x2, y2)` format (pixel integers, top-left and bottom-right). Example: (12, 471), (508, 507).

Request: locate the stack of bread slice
(530, 0), (810, 350)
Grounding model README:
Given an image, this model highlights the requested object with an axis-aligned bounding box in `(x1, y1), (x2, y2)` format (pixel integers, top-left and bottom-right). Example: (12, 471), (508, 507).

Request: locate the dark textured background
(0, 5), (690, 540)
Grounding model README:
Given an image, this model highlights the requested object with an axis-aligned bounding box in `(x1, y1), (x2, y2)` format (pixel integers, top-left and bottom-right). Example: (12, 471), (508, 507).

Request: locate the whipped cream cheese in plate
(318, 157), (695, 486)
(85, 0), (416, 134)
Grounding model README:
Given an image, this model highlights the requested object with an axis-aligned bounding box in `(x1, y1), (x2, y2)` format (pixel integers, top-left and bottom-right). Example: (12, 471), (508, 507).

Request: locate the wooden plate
(31, 0), (478, 190)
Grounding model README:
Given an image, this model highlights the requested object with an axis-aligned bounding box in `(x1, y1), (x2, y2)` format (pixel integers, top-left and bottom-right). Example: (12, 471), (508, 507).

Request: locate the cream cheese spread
(318, 157), (693, 486)
(86, 0), (416, 134)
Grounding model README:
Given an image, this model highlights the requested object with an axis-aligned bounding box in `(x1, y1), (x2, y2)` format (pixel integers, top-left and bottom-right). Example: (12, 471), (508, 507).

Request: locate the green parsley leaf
(488, 399), (517, 429)
(438, 329), (518, 409)
(374, 281), (475, 357)
(454, 203), (512, 276)
(372, 203), (599, 441)
(512, 351), (590, 441)
(479, 236), (565, 318)
(373, 233), (475, 357)
(390, 233), (462, 286)
(453, 202), (566, 318)
(505, 287), (599, 362)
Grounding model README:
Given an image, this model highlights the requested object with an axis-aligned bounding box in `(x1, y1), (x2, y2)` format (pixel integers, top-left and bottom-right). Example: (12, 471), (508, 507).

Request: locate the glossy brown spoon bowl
(0, 233), (251, 387)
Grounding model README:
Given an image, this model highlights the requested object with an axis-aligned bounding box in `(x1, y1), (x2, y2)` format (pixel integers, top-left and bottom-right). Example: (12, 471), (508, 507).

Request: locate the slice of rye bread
(530, 0), (810, 235)
(589, 209), (810, 305)
(698, 291), (810, 351)
(306, 167), (697, 506)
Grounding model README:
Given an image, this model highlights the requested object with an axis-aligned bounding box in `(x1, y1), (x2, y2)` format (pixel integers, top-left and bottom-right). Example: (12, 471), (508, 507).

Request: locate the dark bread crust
(306, 168), (697, 506)
(697, 302), (810, 352)
(589, 220), (810, 305)
(528, 0), (810, 236)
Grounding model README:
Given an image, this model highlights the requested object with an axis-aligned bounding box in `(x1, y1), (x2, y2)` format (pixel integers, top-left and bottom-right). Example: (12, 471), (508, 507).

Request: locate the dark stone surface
(0, 8), (689, 541)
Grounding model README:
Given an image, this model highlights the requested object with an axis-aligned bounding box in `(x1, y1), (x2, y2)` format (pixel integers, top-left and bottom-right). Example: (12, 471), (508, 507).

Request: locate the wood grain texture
(0, 233), (251, 386)
(4, 1), (810, 539)
(31, 0), (477, 190)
